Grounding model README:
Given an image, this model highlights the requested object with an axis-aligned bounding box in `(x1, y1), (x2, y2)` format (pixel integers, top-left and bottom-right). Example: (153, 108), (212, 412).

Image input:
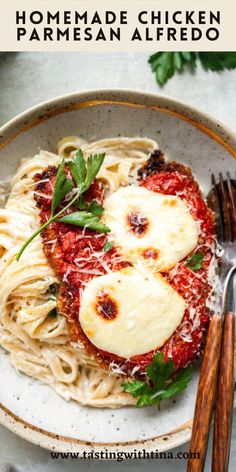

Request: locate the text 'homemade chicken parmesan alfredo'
(0, 137), (217, 409)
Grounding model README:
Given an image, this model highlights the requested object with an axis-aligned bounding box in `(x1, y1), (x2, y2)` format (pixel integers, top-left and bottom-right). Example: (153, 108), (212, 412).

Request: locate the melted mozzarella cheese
(79, 267), (186, 358)
(103, 186), (199, 271)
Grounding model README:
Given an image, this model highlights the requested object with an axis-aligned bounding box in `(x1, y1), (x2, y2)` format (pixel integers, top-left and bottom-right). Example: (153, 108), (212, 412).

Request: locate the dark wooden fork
(187, 173), (236, 472)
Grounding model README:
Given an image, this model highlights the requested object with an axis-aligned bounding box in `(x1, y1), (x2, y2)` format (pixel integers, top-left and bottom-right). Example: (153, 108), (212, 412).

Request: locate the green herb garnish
(149, 52), (236, 86)
(68, 149), (86, 189)
(16, 150), (107, 260)
(83, 154), (105, 193)
(149, 52), (196, 86)
(75, 197), (104, 216)
(122, 353), (192, 410)
(57, 211), (110, 233)
(198, 52), (236, 71)
(186, 252), (204, 271)
(75, 195), (87, 210)
(88, 200), (104, 216)
(103, 241), (114, 252)
(48, 283), (58, 301)
(51, 159), (73, 216)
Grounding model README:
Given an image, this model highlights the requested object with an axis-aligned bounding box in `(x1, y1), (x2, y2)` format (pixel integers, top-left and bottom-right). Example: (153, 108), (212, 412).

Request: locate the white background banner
(0, 0), (235, 51)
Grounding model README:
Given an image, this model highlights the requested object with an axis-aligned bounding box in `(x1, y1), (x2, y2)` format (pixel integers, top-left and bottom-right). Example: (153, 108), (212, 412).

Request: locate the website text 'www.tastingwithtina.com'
(50, 449), (200, 462)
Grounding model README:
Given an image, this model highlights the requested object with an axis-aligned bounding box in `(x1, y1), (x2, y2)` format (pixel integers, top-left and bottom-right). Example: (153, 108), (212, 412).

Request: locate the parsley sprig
(149, 52), (196, 86)
(149, 52), (236, 86)
(122, 353), (192, 409)
(186, 252), (204, 271)
(16, 150), (109, 260)
(103, 241), (114, 252)
(57, 211), (110, 233)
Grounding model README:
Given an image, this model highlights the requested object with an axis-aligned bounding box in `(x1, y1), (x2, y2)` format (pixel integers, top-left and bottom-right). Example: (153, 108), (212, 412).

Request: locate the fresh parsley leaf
(149, 52), (236, 86)
(74, 198), (104, 215)
(75, 195), (87, 210)
(160, 366), (192, 400)
(57, 211), (111, 233)
(149, 52), (175, 86)
(88, 200), (104, 216)
(147, 353), (174, 390)
(122, 353), (192, 409)
(88, 222), (111, 233)
(199, 52), (236, 71)
(75, 197), (104, 215)
(16, 150), (107, 260)
(69, 149), (86, 189)
(52, 178), (73, 214)
(149, 52), (196, 85)
(83, 153), (105, 192)
(54, 158), (66, 185)
(103, 241), (114, 252)
(173, 52), (185, 71)
(51, 159), (73, 216)
(137, 395), (153, 408)
(186, 252), (204, 271)
(121, 380), (150, 397)
(57, 211), (93, 224)
(69, 150), (105, 194)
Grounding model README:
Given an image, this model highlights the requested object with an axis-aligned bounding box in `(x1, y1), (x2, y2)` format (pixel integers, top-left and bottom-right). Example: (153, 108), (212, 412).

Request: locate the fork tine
(226, 172), (236, 240)
(211, 173), (224, 241)
(218, 173), (232, 242)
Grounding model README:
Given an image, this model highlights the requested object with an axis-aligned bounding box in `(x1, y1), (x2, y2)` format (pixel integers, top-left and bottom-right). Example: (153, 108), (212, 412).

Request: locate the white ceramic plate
(0, 89), (236, 454)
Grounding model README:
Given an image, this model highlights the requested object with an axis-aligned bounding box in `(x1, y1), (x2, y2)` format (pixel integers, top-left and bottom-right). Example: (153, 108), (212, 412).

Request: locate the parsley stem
(16, 191), (82, 261)
(16, 151), (105, 261)
(53, 190), (82, 219)
(16, 218), (53, 261)
(150, 389), (166, 400)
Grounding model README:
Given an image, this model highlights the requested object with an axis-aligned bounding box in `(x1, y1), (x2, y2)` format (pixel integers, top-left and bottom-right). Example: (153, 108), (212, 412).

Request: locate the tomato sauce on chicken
(34, 151), (215, 377)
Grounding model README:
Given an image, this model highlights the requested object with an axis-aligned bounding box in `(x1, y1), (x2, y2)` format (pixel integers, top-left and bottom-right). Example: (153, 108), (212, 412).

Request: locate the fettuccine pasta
(0, 136), (157, 408)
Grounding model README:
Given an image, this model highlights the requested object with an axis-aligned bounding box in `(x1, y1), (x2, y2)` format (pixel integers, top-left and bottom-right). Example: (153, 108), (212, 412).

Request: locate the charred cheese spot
(142, 248), (159, 260)
(103, 186), (199, 272)
(126, 212), (149, 237)
(95, 291), (118, 320)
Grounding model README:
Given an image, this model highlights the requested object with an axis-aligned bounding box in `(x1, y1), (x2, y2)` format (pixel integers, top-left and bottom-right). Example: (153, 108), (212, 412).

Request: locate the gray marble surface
(0, 52), (235, 471)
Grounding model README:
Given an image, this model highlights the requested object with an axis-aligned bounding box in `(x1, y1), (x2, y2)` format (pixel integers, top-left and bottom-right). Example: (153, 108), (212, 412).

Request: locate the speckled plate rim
(0, 88), (236, 454)
(1, 88), (236, 156)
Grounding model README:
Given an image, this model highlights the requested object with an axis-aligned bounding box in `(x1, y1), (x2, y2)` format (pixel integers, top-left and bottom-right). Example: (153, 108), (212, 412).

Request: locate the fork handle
(187, 314), (222, 472)
(212, 312), (235, 472)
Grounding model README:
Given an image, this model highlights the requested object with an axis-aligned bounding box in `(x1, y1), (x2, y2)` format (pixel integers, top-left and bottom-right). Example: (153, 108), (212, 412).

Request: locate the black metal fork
(187, 173), (235, 472)
(211, 173), (236, 472)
